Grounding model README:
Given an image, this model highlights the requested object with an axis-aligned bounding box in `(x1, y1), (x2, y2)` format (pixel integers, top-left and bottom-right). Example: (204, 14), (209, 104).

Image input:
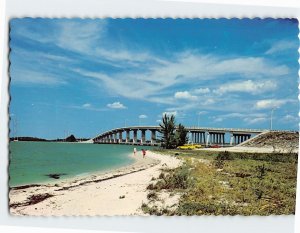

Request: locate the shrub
(147, 191), (158, 200)
(149, 166), (192, 191)
(147, 183), (156, 190)
(256, 164), (266, 179)
(214, 159), (224, 169)
(177, 201), (237, 216)
(166, 167), (190, 189)
(216, 151), (234, 161)
(159, 173), (165, 180)
(254, 188), (263, 200)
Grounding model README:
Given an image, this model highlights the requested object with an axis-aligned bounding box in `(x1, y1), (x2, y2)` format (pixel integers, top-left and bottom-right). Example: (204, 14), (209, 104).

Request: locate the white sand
(9, 151), (182, 216)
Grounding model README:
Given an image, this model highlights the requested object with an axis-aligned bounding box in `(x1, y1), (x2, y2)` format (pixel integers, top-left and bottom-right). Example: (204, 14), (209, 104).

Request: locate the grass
(144, 149), (298, 216)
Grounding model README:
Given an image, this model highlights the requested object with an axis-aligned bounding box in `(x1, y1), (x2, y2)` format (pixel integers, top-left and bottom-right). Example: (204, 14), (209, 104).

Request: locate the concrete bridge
(92, 126), (266, 147)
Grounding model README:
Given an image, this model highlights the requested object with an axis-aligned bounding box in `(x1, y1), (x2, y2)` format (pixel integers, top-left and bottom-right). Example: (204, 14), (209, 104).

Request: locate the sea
(9, 142), (147, 187)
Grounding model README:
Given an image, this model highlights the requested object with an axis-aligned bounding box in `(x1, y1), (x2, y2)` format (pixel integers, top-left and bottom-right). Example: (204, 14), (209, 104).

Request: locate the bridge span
(92, 126), (267, 147)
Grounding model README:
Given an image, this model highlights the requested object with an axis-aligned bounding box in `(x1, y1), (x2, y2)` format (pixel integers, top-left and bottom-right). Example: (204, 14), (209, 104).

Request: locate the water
(9, 142), (143, 187)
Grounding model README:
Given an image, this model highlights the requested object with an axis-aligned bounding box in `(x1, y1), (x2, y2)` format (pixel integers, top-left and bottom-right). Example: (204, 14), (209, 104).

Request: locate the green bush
(148, 166), (192, 191)
(214, 159), (224, 169)
(177, 201), (239, 216)
(256, 164), (266, 179)
(216, 151), (234, 161)
(143, 149), (297, 216)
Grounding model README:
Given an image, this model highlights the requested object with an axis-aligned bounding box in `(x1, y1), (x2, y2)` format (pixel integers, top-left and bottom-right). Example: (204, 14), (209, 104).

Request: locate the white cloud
(219, 112), (266, 120)
(11, 69), (66, 86)
(210, 112), (270, 125)
(283, 114), (298, 122)
(244, 117), (267, 124)
(266, 40), (298, 55)
(194, 88), (210, 94)
(139, 114), (148, 119)
(107, 102), (127, 109)
(212, 112), (268, 125)
(198, 111), (208, 115)
(203, 98), (215, 105)
(54, 20), (165, 67)
(212, 57), (289, 77)
(75, 52), (289, 105)
(162, 111), (177, 117)
(57, 20), (107, 54)
(13, 21), (295, 118)
(174, 91), (197, 101)
(255, 99), (289, 109)
(215, 80), (277, 95)
(156, 119), (162, 123)
(82, 103), (91, 108)
(213, 117), (224, 122)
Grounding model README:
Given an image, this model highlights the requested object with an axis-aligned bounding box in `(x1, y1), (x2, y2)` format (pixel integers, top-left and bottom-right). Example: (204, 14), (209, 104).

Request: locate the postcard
(8, 18), (299, 216)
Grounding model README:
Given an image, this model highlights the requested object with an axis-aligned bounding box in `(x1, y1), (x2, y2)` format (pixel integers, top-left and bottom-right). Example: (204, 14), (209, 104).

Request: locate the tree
(158, 114), (176, 149)
(175, 123), (188, 146)
(65, 134), (77, 142)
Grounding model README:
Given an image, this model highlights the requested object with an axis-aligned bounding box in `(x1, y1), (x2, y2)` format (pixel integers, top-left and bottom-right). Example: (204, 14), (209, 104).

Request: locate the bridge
(92, 126), (267, 147)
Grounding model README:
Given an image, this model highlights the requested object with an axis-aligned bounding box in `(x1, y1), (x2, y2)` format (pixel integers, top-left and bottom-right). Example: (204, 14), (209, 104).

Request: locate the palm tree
(158, 114), (176, 149)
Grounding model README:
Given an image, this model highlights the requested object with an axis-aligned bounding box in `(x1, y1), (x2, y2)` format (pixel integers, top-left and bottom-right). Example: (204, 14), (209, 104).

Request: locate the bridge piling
(141, 129), (146, 144)
(133, 130), (138, 143)
(151, 130), (156, 144)
(206, 133), (210, 147)
(118, 131), (123, 143)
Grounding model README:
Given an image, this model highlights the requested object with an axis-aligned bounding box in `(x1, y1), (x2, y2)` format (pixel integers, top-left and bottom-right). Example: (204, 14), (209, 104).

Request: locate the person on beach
(141, 149), (146, 158)
(133, 147), (137, 156)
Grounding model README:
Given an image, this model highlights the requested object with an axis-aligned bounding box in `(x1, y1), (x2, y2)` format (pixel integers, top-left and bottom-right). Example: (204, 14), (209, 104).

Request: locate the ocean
(9, 142), (146, 187)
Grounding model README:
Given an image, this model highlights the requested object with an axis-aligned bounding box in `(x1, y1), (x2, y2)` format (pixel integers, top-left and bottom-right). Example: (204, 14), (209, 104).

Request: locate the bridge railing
(92, 125), (269, 140)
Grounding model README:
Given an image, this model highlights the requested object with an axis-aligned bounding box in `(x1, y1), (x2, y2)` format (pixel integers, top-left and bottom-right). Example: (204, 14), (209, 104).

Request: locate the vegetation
(158, 114), (188, 149)
(158, 114), (176, 149)
(143, 150), (298, 215)
(9, 137), (47, 142)
(9, 134), (89, 142)
(65, 134), (77, 142)
(175, 123), (188, 147)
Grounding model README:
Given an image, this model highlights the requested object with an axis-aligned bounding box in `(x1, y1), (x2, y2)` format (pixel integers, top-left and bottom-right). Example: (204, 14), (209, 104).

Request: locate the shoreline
(10, 151), (153, 189)
(9, 150), (182, 216)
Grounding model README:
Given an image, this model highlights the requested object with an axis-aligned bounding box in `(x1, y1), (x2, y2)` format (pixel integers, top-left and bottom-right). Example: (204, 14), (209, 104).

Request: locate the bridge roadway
(92, 126), (267, 146)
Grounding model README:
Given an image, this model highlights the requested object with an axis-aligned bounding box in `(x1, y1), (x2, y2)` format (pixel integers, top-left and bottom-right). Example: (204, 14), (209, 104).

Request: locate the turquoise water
(9, 142), (142, 187)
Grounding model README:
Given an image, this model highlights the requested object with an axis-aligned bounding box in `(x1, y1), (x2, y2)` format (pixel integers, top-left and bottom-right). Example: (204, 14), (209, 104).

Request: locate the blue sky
(9, 18), (299, 139)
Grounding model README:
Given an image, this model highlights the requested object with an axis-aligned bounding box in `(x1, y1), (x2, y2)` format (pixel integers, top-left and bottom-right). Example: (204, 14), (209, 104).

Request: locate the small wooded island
(10, 135), (89, 142)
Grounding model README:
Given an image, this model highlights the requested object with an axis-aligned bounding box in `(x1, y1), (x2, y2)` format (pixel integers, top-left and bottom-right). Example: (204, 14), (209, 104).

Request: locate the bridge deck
(93, 125), (266, 139)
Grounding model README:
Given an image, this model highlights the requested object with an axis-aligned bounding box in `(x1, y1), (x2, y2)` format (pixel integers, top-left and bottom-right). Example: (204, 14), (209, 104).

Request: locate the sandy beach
(9, 150), (182, 216)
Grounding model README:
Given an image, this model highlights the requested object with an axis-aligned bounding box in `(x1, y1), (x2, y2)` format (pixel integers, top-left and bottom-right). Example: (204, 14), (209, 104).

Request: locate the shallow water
(9, 142), (146, 187)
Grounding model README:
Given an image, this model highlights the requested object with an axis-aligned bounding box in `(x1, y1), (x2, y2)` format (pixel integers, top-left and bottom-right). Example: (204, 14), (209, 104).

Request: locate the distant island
(10, 135), (90, 142)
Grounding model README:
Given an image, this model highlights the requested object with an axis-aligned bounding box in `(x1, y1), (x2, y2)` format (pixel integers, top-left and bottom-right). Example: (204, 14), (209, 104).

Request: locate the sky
(9, 18), (299, 139)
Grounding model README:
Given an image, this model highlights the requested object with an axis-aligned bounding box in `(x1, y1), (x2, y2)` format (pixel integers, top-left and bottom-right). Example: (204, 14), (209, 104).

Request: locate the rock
(46, 173), (67, 179)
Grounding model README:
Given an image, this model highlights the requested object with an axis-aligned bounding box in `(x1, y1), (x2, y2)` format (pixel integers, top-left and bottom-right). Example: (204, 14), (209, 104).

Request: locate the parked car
(177, 144), (202, 150)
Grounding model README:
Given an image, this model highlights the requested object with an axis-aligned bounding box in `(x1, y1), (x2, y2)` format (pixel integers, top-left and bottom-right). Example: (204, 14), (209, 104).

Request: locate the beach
(9, 150), (182, 216)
